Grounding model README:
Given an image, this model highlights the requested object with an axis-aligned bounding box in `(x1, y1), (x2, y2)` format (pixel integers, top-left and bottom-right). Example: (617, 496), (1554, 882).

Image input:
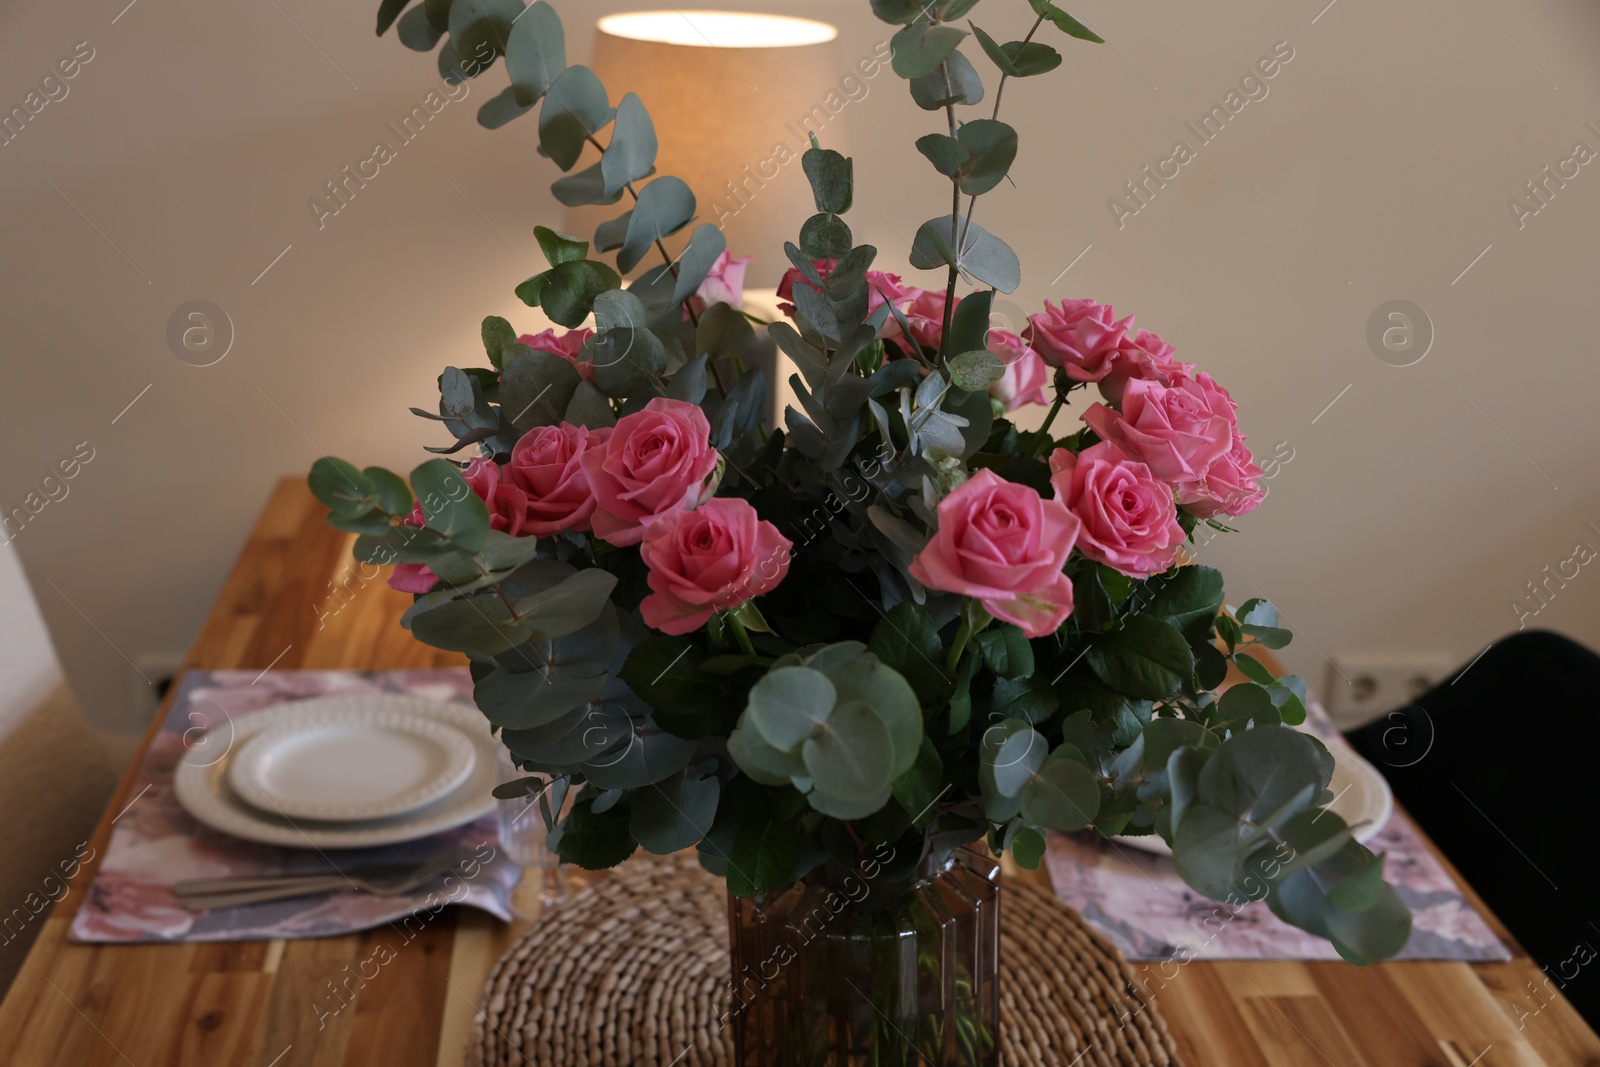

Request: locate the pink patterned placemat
(69, 669), (517, 944)
(1045, 698), (1510, 962)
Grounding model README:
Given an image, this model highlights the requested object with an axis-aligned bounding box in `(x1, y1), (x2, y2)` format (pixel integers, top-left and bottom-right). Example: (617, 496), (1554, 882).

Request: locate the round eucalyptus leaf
(890, 22), (968, 79)
(746, 666), (837, 752)
(602, 92), (658, 197)
(1172, 802), (1247, 899)
(506, 0), (565, 106)
(821, 656), (922, 776)
(1326, 883), (1412, 964)
(1020, 753), (1100, 832)
(1199, 724), (1329, 821)
(806, 782), (894, 822)
(629, 770), (719, 854)
(728, 721), (807, 786)
(539, 65), (615, 171)
(802, 700), (894, 802)
(799, 214), (853, 260)
(474, 665), (605, 730)
(986, 725), (1046, 797)
(909, 49), (984, 109)
(581, 722), (697, 789)
(620, 176), (695, 274)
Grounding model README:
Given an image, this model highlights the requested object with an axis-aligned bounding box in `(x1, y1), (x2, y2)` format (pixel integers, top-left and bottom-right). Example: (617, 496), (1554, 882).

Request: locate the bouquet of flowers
(311, 0), (1411, 969)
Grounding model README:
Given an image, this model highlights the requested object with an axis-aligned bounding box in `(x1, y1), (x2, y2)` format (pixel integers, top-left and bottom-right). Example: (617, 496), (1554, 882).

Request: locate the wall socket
(1323, 655), (1456, 727)
(131, 653), (185, 724)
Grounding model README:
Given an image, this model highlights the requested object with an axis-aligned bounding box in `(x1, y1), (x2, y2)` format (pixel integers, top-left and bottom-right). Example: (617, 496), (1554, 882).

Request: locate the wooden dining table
(2, 477), (1596, 1066)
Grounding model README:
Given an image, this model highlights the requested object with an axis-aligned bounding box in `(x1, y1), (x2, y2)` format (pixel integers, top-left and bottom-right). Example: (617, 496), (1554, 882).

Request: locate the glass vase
(725, 848), (1001, 1067)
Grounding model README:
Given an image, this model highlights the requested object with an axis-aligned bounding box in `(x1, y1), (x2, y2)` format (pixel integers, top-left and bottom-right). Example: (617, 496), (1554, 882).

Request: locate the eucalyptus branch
(940, 97), (961, 363)
(990, 15), (1047, 123)
(579, 134), (730, 396)
(957, 15), (1047, 258)
(491, 582), (554, 670)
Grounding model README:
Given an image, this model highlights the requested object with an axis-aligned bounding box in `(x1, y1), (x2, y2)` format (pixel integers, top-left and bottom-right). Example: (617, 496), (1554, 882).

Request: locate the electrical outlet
(1323, 654), (1455, 727)
(132, 652), (185, 724)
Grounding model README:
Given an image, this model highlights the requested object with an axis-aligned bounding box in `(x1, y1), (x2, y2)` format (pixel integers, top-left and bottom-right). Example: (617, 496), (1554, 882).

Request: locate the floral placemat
(69, 669), (516, 944)
(1045, 699), (1510, 962)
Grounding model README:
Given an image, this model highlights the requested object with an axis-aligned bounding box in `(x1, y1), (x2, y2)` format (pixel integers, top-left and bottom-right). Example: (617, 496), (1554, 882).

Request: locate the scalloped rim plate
(174, 695), (498, 849)
(227, 705), (477, 822)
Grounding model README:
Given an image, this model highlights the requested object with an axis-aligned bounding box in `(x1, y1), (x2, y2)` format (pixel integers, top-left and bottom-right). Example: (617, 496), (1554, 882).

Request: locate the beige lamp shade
(576, 10), (851, 288)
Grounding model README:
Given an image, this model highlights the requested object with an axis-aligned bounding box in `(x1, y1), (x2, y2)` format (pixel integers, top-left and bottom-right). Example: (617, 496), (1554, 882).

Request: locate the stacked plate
(173, 695), (500, 849)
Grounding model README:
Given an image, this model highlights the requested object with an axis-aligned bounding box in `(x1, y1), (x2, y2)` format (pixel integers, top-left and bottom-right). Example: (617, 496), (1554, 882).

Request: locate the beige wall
(3, 0), (1598, 732)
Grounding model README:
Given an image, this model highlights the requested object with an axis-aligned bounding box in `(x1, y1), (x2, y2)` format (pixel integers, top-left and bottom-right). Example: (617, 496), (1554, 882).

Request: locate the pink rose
(898, 289), (948, 353)
(387, 501), (439, 594)
(1025, 300), (1135, 383)
(462, 457), (531, 537)
(387, 563), (437, 594)
(507, 423), (611, 536)
(1049, 443), (1184, 579)
(639, 497), (792, 635)
(1099, 329), (1195, 406)
(385, 456), (536, 593)
(581, 398), (721, 546)
(775, 259), (832, 318)
(691, 249), (754, 314)
(987, 330), (1051, 412)
(865, 270), (924, 317)
(1082, 375), (1234, 498)
(776, 260), (924, 331)
(519, 329), (595, 382)
(1184, 436), (1266, 518)
(909, 469), (1080, 637)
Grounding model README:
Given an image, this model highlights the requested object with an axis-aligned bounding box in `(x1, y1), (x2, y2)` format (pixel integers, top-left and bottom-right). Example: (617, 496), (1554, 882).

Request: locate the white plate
(174, 696), (499, 849)
(1114, 743), (1394, 857)
(227, 706), (476, 821)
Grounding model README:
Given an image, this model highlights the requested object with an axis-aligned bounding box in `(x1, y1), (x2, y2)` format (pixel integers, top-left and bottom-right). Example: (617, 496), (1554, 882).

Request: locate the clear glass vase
(725, 848), (1001, 1067)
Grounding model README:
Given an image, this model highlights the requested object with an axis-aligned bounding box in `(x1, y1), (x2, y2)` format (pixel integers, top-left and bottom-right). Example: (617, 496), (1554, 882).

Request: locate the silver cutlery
(173, 852), (463, 911)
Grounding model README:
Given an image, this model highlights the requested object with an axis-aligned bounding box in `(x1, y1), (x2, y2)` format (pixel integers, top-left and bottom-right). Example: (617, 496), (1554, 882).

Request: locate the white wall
(3, 0), (1598, 733)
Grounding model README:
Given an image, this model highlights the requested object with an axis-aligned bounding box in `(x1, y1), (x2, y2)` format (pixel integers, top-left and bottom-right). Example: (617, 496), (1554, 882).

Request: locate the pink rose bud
(986, 329), (1052, 412)
(581, 398), (721, 547)
(639, 497), (792, 635)
(1050, 443), (1185, 579)
(692, 249), (754, 314)
(507, 423), (611, 537)
(1025, 299), (1135, 383)
(386, 502), (439, 592)
(909, 469), (1081, 638)
(518, 328), (595, 382)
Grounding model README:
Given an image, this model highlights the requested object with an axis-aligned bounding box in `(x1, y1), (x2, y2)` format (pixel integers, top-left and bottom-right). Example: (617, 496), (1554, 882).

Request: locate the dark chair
(1344, 630), (1600, 1029)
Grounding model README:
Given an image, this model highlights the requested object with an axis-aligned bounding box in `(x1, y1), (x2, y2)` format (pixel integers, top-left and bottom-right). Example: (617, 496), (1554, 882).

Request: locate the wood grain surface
(1, 479), (1594, 1067)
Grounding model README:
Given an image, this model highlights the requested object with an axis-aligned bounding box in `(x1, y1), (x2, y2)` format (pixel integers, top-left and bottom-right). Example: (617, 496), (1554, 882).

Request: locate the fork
(174, 853), (463, 911)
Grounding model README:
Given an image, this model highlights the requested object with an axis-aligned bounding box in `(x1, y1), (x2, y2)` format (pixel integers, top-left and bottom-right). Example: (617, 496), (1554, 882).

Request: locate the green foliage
(619, 177), (695, 273)
(801, 146), (853, 214)
(1026, 0), (1104, 43)
(729, 644), (922, 821)
(910, 215), (1021, 292)
(890, 23), (968, 79)
(539, 66), (615, 170)
(505, 1), (564, 106)
(348, 0), (1408, 965)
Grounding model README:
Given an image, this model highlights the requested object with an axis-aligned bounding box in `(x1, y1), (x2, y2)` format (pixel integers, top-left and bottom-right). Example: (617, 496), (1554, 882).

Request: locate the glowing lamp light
(595, 10), (838, 49)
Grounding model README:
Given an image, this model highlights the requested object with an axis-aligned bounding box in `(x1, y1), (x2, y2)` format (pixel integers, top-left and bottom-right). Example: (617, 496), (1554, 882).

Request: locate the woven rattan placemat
(470, 852), (1184, 1067)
